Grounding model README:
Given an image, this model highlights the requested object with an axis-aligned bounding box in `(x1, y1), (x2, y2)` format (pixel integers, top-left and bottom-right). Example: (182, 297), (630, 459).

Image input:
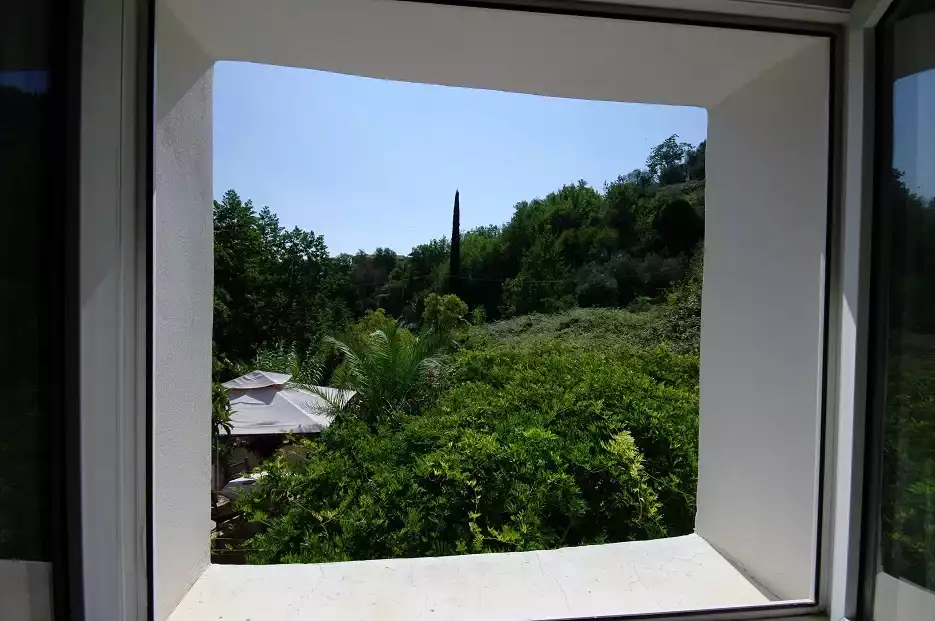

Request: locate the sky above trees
(213, 61), (708, 255)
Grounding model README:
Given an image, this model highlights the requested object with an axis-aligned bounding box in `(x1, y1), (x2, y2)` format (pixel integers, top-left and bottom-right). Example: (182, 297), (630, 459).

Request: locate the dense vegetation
(236, 313), (698, 563)
(214, 136), (708, 563)
(877, 172), (935, 590)
(212, 136), (705, 367)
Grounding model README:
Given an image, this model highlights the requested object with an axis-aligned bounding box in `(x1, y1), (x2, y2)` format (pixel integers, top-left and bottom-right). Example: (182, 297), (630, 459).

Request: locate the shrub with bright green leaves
(236, 338), (698, 564)
(658, 249), (703, 354)
(422, 293), (468, 334)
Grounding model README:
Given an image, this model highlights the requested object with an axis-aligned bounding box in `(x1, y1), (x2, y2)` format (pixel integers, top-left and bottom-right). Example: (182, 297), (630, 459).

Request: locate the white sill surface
(168, 534), (782, 621)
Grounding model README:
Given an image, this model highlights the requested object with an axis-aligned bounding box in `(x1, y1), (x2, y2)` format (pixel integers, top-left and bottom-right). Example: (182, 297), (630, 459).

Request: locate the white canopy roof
(222, 370), (292, 390)
(222, 371), (355, 436)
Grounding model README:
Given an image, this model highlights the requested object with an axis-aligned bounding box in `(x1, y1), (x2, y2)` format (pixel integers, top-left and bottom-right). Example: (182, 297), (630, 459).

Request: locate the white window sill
(166, 534), (816, 621)
(874, 573), (935, 621)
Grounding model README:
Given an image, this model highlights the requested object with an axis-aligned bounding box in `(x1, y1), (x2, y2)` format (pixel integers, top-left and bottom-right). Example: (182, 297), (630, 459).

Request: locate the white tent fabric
(223, 371), (356, 436)
(222, 370), (292, 390)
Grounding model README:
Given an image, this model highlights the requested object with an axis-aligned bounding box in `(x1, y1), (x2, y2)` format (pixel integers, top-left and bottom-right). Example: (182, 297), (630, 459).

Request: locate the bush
(236, 339), (698, 563)
(422, 293), (468, 334)
(658, 249), (703, 354)
(482, 307), (665, 351)
(575, 264), (618, 307)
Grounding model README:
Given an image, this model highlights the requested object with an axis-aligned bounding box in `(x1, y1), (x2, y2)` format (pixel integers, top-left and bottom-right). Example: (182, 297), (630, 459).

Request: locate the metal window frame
(55, 0), (88, 618)
(76, 0), (154, 619)
(858, 0), (935, 619)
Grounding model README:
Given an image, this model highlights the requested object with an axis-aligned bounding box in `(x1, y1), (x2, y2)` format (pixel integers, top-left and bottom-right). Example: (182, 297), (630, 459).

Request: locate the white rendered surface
(164, 0), (817, 109)
(151, 0), (841, 615)
(154, 4), (215, 619)
(875, 572), (935, 621)
(698, 39), (830, 600)
(168, 535), (775, 621)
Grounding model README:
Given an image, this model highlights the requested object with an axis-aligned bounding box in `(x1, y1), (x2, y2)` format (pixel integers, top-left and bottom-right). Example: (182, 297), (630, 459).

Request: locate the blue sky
(213, 61), (707, 256)
(894, 67), (935, 201)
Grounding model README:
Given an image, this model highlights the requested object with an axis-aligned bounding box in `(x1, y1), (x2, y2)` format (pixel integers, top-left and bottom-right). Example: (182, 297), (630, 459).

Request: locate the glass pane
(0, 1), (60, 560)
(875, 0), (935, 611)
(0, 0), (63, 614)
(0, 0), (59, 589)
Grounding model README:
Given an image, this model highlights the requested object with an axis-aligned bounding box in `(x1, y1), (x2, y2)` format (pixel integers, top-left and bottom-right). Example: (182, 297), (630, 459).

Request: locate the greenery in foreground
(234, 307), (699, 563)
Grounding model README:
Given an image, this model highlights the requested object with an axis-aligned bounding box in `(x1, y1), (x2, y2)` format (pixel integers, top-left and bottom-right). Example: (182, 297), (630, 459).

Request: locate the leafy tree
(213, 190), (350, 365)
(646, 134), (692, 184)
(502, 237), (574, 316)
(576, 264), (618, 307)
(422, 293), (468, 334)
(686, 140), (706, 181)
(653, 199), (704, 256)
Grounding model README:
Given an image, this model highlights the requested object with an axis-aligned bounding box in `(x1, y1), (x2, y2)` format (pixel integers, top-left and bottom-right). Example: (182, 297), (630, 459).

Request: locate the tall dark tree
(449, 190), (461, 295)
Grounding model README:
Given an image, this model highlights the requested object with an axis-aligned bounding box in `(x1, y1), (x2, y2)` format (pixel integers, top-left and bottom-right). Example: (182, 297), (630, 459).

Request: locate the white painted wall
(698, 39), (830, 600)
(153, 4), (215, 620)
(149, 0), (837, 613)
(165, 0), (816, 109)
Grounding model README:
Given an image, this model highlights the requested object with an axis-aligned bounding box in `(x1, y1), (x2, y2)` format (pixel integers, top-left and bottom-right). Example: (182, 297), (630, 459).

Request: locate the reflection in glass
(0, 10), (54, 561)
(878, 0), (935, 595)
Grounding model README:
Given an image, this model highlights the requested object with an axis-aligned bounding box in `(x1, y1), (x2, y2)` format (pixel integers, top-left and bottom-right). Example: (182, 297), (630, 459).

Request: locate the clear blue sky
(213, 61), (707, 256)
(894, 67), (935, 202)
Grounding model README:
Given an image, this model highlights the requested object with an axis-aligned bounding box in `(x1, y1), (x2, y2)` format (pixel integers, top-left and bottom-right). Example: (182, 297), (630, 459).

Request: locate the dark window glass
(875, 0), (935, 599)
(0, 1), (59, 563)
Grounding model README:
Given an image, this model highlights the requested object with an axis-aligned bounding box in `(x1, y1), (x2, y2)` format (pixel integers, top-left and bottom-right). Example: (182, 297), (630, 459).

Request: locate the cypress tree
(449, 190), (461, 295)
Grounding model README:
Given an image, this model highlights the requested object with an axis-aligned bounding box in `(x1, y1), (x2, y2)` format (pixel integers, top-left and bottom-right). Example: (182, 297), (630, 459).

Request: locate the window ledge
(168, 534), (789, 620)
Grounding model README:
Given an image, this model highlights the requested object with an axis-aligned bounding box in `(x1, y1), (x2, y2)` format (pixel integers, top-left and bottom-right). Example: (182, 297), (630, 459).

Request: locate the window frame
(76, 0), (873, 619)
(76, 0), (154, 619)
(0, 0), (85, 618)
(856, 3), (896, 616)
(859, 0), (935, 618)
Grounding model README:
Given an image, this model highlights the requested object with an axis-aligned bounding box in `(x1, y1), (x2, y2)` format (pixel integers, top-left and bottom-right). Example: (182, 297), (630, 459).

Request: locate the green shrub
(482, 307), (665, 351)
(236, 339), (698, 564)
(658, 250), (703, 354)
(422, 293), (468, 334)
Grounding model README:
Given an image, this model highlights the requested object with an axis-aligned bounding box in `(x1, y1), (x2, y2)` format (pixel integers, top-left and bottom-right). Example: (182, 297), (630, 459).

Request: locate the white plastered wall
(153, 4), (215, 619)
(698, 39), (830, 600)
(151, 0), (833, 614)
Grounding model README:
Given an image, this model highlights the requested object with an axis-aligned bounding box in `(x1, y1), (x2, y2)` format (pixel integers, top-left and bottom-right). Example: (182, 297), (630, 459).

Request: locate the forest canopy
(213, 135), (706, 367)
